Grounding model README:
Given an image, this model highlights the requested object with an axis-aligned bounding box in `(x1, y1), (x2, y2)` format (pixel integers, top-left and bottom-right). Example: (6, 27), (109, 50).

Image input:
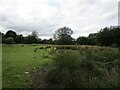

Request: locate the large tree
(4, 30), (17, 43)
(5, 30), (17, 39)
(96, 26), (120, 46)
(87, 33), (97, 45)
(77, 36), (88, 45)
(15, 34), (24, 44)
(24, 31), (39, 44)
(54, 26), (74, 45)
(31, 31), (39, 39)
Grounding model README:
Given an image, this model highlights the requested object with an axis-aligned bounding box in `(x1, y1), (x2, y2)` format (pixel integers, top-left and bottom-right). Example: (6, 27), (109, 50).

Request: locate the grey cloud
(0, 0), (119, 39)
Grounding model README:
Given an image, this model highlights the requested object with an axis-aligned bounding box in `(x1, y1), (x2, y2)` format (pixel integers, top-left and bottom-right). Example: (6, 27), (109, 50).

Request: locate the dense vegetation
(31, 45), (119, 88)
(1, 26), (120, 47)
(2, 44), (119, 88)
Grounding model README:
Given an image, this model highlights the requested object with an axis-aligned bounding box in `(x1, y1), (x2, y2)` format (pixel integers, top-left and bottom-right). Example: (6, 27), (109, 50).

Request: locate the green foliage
(77, 36), (88, 45)
(4, 37), (14, 44)
(5, 30), (17, 39)
(54, 26), (74, 45)
(87, 33), (97, 45)
(46, 46), (119, 88)
(96, 26), (120, 46)
(15, 34), (24, 44)
(76, 26), (120, 46)
(2, 26), (120, 46)
(24, 35), (38, 44)
(31, 31), (39, 39)
(46, 50), (81, 87)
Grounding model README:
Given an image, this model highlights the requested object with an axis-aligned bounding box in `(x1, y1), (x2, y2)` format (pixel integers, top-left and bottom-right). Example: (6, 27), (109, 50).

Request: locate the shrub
(34, 48), (38, 52)
(45, 47), (119, 88)
(46, 50), (100, 88)
(46, 50), (81, 87)
(21, 45), (24, 47)
(31, 46), (119, 88)
(4, 37), (14, 44)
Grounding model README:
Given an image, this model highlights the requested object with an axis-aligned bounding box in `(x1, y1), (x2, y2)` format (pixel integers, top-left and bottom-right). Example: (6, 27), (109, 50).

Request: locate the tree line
(0, 26), (120, 47)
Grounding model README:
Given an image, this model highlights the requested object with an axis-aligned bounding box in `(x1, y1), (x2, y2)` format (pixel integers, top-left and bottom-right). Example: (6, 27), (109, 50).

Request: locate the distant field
(2, 44), (119, 88)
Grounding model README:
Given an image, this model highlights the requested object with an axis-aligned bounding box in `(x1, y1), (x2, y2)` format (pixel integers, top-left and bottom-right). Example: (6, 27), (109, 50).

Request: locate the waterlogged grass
(2, 44), (53, 88)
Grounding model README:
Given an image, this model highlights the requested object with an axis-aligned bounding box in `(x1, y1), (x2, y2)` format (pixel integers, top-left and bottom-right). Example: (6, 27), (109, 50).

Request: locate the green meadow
(2, 44), (119, 88)
(2, 44), (53, 88)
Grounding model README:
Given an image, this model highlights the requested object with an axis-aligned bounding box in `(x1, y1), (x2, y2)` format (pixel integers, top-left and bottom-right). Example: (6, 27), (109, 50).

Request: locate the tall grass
(45, 47), (119, 88)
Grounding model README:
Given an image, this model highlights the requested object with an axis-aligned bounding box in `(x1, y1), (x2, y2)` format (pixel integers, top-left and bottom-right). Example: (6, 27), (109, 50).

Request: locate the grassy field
(2, 44), (119, 88)
(2, 44), (53, 88)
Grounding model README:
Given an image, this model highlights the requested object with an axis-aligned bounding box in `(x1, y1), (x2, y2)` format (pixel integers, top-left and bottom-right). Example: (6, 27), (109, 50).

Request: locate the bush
(4, 37), (14, 44)
(45, 47), (119, 88)
(46, 50), (80, 87)
(46, 50), (100, 88)
(31, 46), (119, 88)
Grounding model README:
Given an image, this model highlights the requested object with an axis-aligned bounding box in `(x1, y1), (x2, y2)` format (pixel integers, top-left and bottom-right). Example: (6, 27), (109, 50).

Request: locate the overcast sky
(0, 0), (119, 39)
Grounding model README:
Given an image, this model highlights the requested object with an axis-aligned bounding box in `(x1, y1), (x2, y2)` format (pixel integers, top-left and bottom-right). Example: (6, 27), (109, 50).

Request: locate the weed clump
(45, 48), (119, 88)
(46, 50), (97, 88)
(31, 46), (119, 88)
